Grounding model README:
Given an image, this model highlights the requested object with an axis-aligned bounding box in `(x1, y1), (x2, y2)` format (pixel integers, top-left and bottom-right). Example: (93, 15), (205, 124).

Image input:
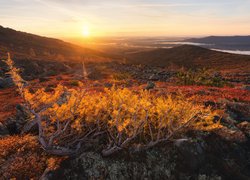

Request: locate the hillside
(0, 25), (110, 61)
(126, 45), (250, 71)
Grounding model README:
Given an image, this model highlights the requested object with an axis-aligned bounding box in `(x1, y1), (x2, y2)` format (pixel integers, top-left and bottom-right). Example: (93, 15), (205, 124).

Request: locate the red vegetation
(0, 87), (22, 123)
(156, 83), (250, 103)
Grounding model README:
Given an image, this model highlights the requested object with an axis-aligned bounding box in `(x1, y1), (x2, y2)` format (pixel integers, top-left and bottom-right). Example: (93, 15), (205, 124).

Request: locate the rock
(24, 76), (34, 81)
(5, 118), (18, 135)
(198, 174), (221, 180)
(0, 69), (4, 77)
(73, 76), (83, 80)
(149, 74), (160, 81)
(45, 86), (54, 92)
(0, 122), (9, 137)
(145, 81), (155, 90)
(51, 150), (175, 179)
(104, 83), (113, 88)
(174, 139), (206, 172)
(205, 133), (250, 180)
(15, 104), (32, 131)
(93, 82), (101, 87)
(237, 121), (250, 136)
(56, 76), (63, 81)
(49, 133), (249, 180)
(226, 102), (250, 121)
(2, 104), (33, 135)
(39, 77), (49, 82)
(0, 77), (14, 88)
(174, 138), (189, 147)
(242, 85), (250, 91)
(215, 127), (247, 142)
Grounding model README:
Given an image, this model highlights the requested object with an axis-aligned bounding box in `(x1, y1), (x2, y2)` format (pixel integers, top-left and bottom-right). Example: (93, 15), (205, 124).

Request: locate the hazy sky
(1, 0), (250, 38)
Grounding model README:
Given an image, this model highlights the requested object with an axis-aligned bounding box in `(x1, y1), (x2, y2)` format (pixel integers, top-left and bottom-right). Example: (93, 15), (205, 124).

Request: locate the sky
(1, 0), (250, 38)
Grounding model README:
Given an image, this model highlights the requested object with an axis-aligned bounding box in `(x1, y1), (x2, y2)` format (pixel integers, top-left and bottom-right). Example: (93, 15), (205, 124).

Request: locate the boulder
(0, 77), (14, 88)
(0, 122), (9, 137)
(104, 82), (113, 88)
(50, 150), (175, 179)
(149, 74), (160, 81)
(242, 85), (250, 91)
(237, 121), (250, 136)
(226, 102), (250, 121)
(214, 127), (247, 142)
(145, 81), (155, 90)
(174, 139), (206, 172)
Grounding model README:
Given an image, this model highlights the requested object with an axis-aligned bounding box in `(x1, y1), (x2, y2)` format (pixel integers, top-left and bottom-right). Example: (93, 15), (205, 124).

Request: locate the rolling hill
(0, 25), (110, 62)
(126, 45), (250, 71)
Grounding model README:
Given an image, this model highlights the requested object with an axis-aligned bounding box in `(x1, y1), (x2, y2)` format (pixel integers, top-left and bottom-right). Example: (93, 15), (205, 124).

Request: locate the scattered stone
(5, 118), (18, 135)
(15, 104), (32, 130)
(175, 139), (206, 172)
(242, 85), (250, 91)
(237, 121), (250, 136)
(215, 127), (247, 142)
(0, 69), (5, 77)
(174, 138), (189, 147)
(226, 102), (250, 121)
(24, 76), (34, 81)
(0, 77), (14, 88)
(45, 86), (54, 92)
(39, 77), (49, 82)
(104, 82), (113, 88)
(149, 74), (160, 81)
(198, 174), (221, 180)
(93, 82), (101, 87)
(56, 76), (63, 81)
(145, 81), (155, 90)
(73, 76), (83, 80)
(0, 122), (9, 137)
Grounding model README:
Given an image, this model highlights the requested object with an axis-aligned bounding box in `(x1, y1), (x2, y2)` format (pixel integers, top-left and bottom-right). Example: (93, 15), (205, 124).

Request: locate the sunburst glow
(82, 25), (90, 37)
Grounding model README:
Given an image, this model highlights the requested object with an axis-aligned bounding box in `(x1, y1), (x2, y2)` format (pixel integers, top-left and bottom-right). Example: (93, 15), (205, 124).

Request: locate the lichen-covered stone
(52, 148), (176, 180)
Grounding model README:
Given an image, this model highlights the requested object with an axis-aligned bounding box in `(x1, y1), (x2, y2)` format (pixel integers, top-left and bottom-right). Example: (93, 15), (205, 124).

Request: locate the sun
(82, 25), (90, 37)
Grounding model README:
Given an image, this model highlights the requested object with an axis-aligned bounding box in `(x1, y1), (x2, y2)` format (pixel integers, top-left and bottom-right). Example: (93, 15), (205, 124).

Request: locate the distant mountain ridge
(187, 36), (250, 44)
(126, 45), (250, 72)
(185, 36), (250, 50)
(0, 25), (110, 61)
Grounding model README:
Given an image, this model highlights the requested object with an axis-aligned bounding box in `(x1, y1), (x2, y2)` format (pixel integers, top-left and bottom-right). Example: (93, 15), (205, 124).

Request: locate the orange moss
(0, 135), (64, 179)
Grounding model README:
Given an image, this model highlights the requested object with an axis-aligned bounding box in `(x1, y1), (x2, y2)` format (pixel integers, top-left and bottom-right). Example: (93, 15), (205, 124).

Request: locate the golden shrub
(4, 55), (221, 156)
(22, 85), (221, 154)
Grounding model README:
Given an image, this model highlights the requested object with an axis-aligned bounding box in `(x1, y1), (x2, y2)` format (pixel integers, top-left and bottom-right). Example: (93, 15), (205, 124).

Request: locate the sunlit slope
(0, 25), (111, 62)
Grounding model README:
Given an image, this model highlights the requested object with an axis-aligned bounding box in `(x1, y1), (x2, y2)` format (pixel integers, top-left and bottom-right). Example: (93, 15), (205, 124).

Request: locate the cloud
(63, 17), (79, 23)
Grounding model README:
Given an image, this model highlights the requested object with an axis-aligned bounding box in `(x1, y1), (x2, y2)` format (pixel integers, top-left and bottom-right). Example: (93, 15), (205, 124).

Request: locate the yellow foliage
(22, 85), (221, 148)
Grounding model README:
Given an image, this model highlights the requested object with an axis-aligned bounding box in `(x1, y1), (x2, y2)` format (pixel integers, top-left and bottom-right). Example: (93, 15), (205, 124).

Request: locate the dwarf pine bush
(4, 53), (221, 156)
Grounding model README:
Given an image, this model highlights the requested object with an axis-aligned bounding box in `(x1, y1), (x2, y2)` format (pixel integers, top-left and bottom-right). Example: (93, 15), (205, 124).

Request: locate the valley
(0, 26), (250, 180)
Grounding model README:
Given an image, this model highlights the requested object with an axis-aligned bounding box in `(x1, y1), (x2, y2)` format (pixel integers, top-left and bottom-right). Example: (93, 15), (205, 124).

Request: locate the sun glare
(82, 25), (90, 37)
